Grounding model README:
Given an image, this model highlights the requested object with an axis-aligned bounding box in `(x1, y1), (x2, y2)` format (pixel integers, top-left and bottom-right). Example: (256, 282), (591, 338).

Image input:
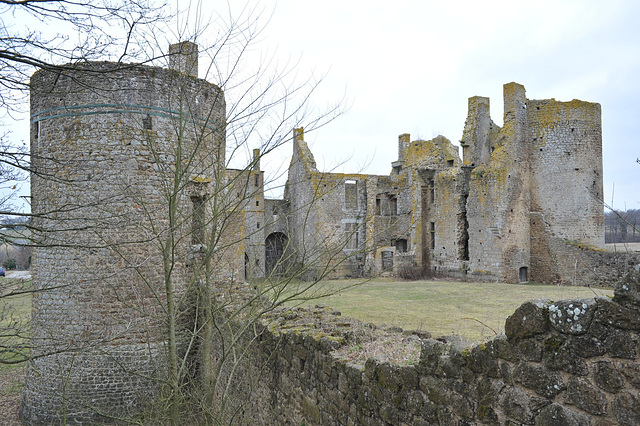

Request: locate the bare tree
(12, 2), (369, 425)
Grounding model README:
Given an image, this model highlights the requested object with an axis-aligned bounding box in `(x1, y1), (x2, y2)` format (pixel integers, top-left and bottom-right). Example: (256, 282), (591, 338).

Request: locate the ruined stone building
(261, 82), (605, 285)
(23, 38), (609, 422)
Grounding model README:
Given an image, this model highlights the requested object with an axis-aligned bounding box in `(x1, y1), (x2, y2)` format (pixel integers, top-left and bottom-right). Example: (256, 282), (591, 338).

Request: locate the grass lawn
(0, 278), (32, 422)
(285, 278), (614, 343)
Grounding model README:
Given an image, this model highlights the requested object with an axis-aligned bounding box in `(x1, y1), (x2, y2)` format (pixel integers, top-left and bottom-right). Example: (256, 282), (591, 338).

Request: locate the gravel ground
(5, 271), (30, 280)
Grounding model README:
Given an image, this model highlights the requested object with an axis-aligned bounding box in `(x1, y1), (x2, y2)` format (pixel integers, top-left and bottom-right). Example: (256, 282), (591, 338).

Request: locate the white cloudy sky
(213, 0), (639, 209)
(5, 0), (638, 212)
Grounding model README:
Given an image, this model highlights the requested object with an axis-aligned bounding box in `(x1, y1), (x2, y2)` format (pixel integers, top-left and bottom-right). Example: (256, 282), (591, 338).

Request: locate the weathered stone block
(594, 361), (625, 393)
(501, 387), (549, 424)
(613, 265), (640, 309)
(568, 334), (606, 358)
(516, 338), (544, 362)
(543, 335), (588, 375)
(534, 403), (589, 426)
(566, 377), (608, 415)
(514, 362), (565, 398)
(505, 299), (552, 340)
(613, 391), (640, 425)
(418, 339), (445, 373)
(594, 297), (640, 331)
(468, 343), (501, 378)
(604, 329), (637, 359)
(620, 361), (640, 389)
(548, 299), (596, 335)
(419, 376), (450, 405)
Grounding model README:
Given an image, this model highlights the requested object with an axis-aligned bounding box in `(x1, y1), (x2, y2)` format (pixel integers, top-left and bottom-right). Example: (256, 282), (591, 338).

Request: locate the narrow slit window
(430, 222), (435, 250)
(191, 195), (205, 245)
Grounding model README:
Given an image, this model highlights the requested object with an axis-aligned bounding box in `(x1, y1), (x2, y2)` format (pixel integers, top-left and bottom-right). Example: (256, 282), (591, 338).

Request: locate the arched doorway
(519, 266), (528, 283)
(265, 232), (288, 275)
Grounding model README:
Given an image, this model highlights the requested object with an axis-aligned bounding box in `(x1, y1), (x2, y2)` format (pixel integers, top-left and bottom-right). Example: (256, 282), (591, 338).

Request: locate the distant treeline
(606, 209), (640, 243)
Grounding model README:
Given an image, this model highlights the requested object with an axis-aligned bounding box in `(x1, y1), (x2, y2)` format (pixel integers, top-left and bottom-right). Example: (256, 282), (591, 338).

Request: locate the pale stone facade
(271, 83), (606, 285)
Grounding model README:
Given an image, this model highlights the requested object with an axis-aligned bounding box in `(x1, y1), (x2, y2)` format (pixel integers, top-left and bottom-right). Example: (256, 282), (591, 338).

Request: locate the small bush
(3, 258), (16, 270)
(397, 265), (432, 281)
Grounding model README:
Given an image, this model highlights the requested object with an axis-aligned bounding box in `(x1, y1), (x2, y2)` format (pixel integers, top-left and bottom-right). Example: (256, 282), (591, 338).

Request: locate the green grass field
(285, 279), (613, 343)
(0, 278), (32, 411)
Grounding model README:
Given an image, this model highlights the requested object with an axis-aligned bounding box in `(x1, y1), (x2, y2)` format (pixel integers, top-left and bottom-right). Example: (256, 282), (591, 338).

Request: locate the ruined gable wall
(460, 96), (497, 167)
(284, 128), (375, 279)
(432, 166), (470, 275)
(466, 83), (531, 283)
(283, 129), (322, 278)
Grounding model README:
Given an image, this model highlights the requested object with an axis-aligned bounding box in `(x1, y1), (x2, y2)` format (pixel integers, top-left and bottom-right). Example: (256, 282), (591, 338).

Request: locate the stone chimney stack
(169, 41), (198, 77)
(398, 133), (410, 161)
(252, 148), (261, 170)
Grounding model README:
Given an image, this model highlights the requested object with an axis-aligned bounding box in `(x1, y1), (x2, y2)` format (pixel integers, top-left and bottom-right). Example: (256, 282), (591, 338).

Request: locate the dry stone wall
(217, 267), (640, 425)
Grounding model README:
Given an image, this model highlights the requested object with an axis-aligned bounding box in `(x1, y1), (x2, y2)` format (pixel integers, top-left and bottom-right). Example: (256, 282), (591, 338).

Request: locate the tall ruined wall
(460, 96), (499, 167)
(219, 166), (266, 281)
(211, 267), (640, 425)
(284, 128), (371, 279)
(432, 166), (470, 275)
(23, 46), (225, 424)
(401, 136), (460, 272)
(283, 128), (322, 278)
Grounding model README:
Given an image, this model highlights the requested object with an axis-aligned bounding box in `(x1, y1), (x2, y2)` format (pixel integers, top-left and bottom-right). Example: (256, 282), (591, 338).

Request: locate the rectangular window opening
(390, 196), (397, 215)
(344, 180), (358, 210)
(143, 115), (153, 130)
(344, 222), (359, 250)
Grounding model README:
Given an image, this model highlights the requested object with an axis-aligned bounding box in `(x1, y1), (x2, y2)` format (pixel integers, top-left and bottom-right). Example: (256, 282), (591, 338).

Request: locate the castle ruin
(22, 41), (618, 423)
(263, 82), (605, 285)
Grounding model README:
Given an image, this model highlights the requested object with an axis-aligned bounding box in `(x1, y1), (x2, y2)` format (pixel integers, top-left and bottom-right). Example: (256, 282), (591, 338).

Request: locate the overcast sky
(6, 1), (638, 213)
(222, 0), (639, 210)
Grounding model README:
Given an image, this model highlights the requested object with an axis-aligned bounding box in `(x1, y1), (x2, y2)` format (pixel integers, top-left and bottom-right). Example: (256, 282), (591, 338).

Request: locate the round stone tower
(22, 42), (225, 424)
(527, 98), (604, 247)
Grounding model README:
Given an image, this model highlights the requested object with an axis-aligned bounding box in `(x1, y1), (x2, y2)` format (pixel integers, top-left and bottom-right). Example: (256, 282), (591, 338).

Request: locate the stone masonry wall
(23, 53), (225, 423)
(528, 98), (604, 248)
(214, 267), (640, 425)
